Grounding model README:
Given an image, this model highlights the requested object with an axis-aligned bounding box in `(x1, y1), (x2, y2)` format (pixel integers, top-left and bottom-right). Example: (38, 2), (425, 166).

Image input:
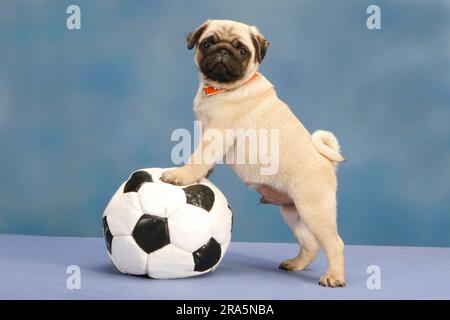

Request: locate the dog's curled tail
(312, 130), (345, 163)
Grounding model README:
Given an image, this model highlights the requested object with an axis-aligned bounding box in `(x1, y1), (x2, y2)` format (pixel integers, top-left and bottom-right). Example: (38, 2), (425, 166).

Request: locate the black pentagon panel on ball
(102, 216), (113, 254)
(193, 237), (222, 272)
(134, 274), (153, 279)
(183, 184), (215, 212)
(228, 205), (234, 232)
(123, 171), (153, 193)
(132, 214), (170, 254)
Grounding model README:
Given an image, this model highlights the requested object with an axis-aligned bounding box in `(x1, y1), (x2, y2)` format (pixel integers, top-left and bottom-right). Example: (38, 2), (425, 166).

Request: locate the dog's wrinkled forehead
(188, 19), (270, 65)
(200, 20), (253, 47)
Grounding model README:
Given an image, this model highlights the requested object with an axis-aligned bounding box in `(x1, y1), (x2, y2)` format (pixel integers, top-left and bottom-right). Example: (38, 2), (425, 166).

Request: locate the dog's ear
(187, 20), (211, 50)
(250, 27), (270, 63)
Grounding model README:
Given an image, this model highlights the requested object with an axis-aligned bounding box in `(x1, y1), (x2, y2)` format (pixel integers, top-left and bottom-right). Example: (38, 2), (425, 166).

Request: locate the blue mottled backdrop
(0, 0), (449, 246)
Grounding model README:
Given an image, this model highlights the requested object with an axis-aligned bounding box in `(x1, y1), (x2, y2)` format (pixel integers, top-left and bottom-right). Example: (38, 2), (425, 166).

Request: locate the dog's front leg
(161, 124), (232, 186)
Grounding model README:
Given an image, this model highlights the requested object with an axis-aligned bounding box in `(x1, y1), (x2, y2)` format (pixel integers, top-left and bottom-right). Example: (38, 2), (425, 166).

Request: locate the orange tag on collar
(204, 85), (226, 96)
(203, 73), (259, 97)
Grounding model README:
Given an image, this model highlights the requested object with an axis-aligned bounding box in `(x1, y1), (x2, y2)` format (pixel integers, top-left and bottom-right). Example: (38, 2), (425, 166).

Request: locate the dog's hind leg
(290, 187), (345, 288)
(279, 205), (321, 271)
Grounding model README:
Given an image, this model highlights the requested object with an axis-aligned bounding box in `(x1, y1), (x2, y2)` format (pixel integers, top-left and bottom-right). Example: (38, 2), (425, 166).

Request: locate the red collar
(203, 73), (259, 97)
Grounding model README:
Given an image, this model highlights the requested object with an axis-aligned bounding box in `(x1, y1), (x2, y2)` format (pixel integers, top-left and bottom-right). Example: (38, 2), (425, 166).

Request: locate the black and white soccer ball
(102, 168), (232, 279)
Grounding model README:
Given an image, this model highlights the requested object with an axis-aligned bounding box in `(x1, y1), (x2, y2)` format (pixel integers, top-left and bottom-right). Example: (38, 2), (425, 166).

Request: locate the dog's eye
(240, 48), (248, 55)
(202, 41), (211, 49)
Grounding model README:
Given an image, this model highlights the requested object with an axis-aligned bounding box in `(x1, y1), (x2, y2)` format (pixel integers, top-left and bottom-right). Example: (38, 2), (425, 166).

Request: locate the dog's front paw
(160, 168), (196, 186)
(318, 273), (346, 288)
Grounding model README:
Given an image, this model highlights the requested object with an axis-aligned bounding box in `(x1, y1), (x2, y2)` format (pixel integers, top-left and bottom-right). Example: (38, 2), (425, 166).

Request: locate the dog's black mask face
(197, 35), (251, 83)
(187, 20), (270, 84)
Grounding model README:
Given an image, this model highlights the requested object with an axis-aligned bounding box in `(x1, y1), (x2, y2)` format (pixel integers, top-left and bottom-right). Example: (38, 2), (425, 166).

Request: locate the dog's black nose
(217, 48), (229, 56)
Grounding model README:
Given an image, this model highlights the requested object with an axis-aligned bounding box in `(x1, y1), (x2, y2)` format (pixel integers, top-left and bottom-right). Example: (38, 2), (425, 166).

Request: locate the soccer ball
(102, 168), (232, 279)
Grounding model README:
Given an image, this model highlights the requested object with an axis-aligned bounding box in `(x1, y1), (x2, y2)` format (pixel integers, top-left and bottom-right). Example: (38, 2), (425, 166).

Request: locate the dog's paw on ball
(160, 168), (196, 186)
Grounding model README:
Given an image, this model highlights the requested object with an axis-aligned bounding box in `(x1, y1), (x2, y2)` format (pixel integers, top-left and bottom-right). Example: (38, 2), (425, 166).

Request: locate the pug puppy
(161, 19), (346, 287)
